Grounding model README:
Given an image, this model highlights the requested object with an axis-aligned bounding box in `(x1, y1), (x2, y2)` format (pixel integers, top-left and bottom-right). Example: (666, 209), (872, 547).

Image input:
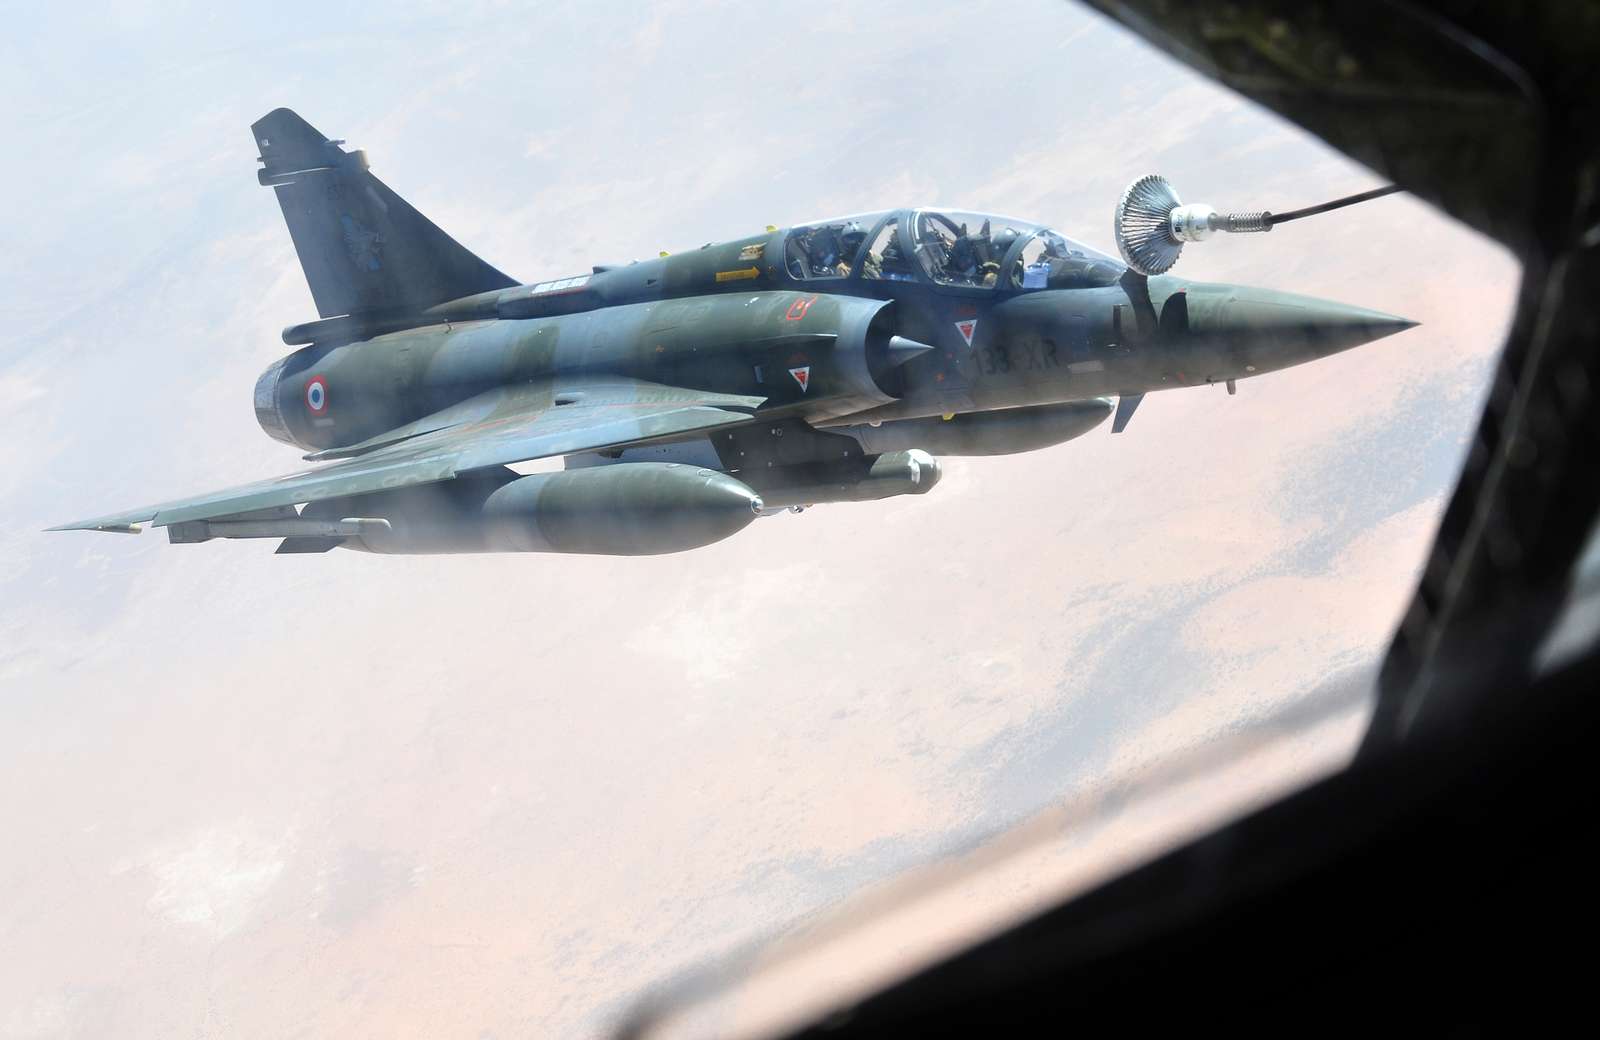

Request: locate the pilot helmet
(808, 227), (841, 267)
(949, 233), (978, 270)
(992, 226), (1021, 255)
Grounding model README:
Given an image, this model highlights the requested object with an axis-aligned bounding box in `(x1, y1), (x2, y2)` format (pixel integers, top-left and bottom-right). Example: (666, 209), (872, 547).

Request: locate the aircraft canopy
(782, 209), (1124, 292)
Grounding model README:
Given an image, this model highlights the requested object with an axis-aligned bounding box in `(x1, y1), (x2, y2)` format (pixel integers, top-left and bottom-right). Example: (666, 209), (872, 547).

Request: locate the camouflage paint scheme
(51, 110), (1416, 555)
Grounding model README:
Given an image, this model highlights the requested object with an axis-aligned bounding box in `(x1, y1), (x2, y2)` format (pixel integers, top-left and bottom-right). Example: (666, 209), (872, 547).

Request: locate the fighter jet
(49, 109), (1415, 555)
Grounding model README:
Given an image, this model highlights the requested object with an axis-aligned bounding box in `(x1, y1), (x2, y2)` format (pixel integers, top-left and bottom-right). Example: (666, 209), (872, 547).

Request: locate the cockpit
(782, 209), (1124, 292)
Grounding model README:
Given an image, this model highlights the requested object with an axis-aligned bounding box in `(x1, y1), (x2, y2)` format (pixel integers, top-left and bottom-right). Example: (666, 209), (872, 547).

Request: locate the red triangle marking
(955, 319), (977, 346)
(789, 366), (810, 391)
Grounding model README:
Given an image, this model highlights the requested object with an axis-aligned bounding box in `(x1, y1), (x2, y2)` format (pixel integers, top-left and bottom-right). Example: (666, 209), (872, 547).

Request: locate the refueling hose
(1267, 184), (1403, 226)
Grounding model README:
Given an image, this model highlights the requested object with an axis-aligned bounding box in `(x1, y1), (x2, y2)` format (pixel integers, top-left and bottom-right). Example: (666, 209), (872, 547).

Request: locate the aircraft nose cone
(1168, 281), (1419, 377)
(1220, 287), (1418, 361)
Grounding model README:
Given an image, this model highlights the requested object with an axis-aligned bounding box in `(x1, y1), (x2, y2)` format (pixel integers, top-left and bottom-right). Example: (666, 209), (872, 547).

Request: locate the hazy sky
(0, 2), (1518, 1037)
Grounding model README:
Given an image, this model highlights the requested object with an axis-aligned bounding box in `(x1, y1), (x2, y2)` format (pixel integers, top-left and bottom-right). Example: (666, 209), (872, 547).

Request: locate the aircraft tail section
(251, 108), (517, 319)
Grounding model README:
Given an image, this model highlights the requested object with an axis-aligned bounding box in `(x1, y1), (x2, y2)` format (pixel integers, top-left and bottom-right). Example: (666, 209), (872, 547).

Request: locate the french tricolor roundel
(954, 319), (978, 347)
(304, 375), (329, 415)
(788, 366), (811, 392)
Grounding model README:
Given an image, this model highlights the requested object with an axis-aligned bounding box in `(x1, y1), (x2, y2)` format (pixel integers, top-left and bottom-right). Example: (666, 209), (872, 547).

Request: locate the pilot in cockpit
(875, 231), (913, 281)
(804, 226), (845, 276)
(947, 220), (1003, 287)
(947, 224), (980, 280)
(837, 222), (867, 275)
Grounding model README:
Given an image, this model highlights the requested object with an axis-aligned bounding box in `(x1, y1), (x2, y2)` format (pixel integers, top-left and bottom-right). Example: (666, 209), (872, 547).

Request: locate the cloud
(129, 822), (289, 937)
(0, 373), (46, 409)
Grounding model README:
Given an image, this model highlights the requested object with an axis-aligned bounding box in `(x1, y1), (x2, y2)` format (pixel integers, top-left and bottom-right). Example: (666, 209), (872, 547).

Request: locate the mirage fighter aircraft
(51, 109), (1416, 555)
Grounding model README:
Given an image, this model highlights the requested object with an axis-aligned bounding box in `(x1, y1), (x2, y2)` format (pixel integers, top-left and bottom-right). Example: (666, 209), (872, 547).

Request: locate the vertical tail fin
(251, 108), (517, 318)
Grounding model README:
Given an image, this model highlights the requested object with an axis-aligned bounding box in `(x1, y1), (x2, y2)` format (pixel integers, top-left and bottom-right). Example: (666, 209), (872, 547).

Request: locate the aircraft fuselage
(256, 223), (1413, 457)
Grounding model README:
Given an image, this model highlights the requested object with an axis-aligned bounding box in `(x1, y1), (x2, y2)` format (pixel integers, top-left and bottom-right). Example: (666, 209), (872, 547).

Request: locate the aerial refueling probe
(1114, 175), (1403, 275)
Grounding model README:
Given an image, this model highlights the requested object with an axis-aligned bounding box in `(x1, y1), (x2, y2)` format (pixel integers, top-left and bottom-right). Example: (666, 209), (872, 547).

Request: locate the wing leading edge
(49, 376), (763, 534)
